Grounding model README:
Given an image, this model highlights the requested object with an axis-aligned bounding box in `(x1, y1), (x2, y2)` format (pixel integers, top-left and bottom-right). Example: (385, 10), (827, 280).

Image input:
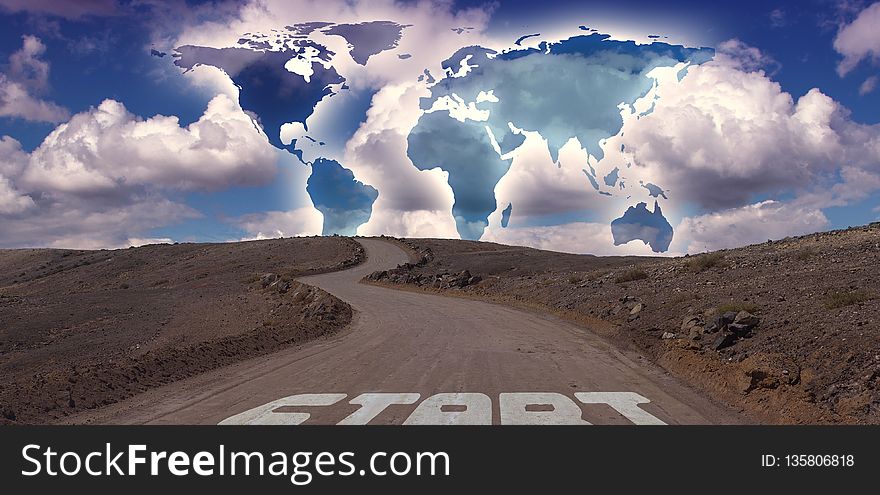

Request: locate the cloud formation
(0, 35), (68, 122)
(834, 2), (880, 75)
(674, 201), (830, 253)
(21, 94), (277, 194)
(0, 95), (279, 248)
(237, 207), (324, 240)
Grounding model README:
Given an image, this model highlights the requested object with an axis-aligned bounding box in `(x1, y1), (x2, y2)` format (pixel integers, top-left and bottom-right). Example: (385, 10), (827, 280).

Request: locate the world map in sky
(174, 21), (713, 252)
(2, 0), (878, 255)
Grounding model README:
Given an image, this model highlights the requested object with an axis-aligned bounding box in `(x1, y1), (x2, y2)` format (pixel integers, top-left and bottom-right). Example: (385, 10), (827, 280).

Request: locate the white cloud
(0, 195), (200, 249)
(21, 94), (277, 194)
(0, 74), (69, 123)
(0, 35), (69, 123)
(674, 200), (829, 253)
(610, 42), (880, 253)
(0, 95), (281, 248)
(482, 221), (662, 256)
(9, 35), (51, 91)
(127, 237), (173, 247)
(0, 175), (34, 214)
(716, 38), (780, 73)
(834, 2), (880, 75)
(236, 207), (324, 240)
(0, 135), (33, 214)
(860, 75), (878, 95)
(620, 55), (854, 211)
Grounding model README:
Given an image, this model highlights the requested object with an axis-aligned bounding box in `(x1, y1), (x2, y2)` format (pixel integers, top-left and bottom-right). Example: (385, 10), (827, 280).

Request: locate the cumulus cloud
(608, 40), (880, 253)
(482, 221), (661, 256)
(0, 95), (279, 248)
(0, 35), (69, 122)
(21, 94), (277, 194)
(0, 194), (200, 249)
(0, 75), (69, 122)
(674, 201), (830, 253)
(236, 208), (324, 240)
(620, 53), (865, 211)
(0, 175), (33, 214)
(834, 2), (880, 75)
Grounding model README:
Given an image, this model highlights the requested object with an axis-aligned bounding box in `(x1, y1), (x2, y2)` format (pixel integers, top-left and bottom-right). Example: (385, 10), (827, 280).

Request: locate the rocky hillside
(0, 236), (364, 424)
(366, 225), (880, 424)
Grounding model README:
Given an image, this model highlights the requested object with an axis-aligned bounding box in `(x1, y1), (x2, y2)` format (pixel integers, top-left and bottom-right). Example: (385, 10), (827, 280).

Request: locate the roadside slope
(369, 225), (880, 424)
(0, 236), (363, 424)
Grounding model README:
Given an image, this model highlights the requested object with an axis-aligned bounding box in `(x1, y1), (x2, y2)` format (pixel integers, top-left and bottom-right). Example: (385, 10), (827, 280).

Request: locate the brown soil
(0, 236), (364, 424)
(366, 225), (880, 424)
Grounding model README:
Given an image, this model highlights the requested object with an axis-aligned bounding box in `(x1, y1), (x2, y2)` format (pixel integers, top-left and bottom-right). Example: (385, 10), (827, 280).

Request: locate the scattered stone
(728, 323), (753, 337)
(712, 332), (737, 350)
(661, 332), (676, 339)
(681, 315), (700, 330)
(260, 273), (279, 288)
(734, 311), (760, 327)
(703, 317), (724, 334)
(630, 303), (644, 316)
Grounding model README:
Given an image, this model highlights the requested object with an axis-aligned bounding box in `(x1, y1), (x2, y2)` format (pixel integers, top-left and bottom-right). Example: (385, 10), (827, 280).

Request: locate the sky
(0, 0), (878, 254)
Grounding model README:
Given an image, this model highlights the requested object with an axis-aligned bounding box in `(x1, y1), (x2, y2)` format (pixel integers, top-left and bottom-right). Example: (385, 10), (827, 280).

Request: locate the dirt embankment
(0, 236), (364, 424)
(365, 226), (880, 424)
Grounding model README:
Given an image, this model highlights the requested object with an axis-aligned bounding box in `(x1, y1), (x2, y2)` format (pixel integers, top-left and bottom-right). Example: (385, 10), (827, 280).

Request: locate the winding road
(75, 239), (739, 425)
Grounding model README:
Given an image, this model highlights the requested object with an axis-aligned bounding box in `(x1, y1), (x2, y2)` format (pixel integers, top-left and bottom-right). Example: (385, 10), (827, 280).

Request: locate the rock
(260, 273), (279, 288)
(661, 332), (676, 339)
(681, 316), (702, 332)
(630, 303), (644, 315)
(704, 311), (739, 334)
(734, 311), (760, 328)
(467, 276), (482, 285)
(276, 280), (292, 293)
(688, 326), (703, 340)
(728, 323), (753, 337)
(703, 316), (724, 334)
(711, 332), (737, 350)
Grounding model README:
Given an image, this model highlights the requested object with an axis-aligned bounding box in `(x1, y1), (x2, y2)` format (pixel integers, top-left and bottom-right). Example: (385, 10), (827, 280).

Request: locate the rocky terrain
(366, 225), (880, 424)
(0, 236), (364, 424)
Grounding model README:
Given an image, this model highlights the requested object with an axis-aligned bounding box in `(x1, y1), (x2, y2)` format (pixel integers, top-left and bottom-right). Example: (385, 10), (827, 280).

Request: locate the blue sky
(0, 0), (878, 253)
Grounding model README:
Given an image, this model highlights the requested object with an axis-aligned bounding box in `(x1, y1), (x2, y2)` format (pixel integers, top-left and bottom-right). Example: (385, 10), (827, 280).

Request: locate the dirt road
(72, 239), (740, 425)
